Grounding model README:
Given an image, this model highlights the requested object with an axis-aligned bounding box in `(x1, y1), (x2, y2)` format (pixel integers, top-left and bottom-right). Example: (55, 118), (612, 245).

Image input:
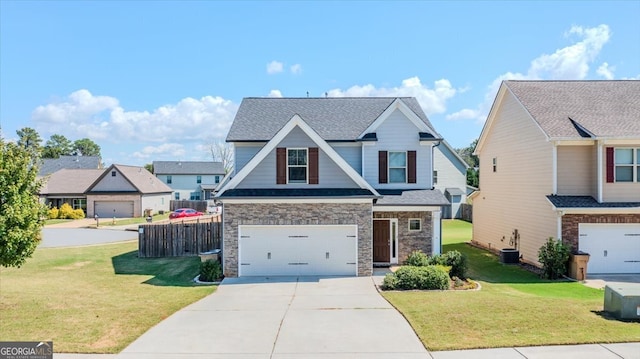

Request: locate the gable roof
(38, 155), (101, 177)
(217, 114), (380, 198)
(40, 169), (104, 195)
(226, 97), (440, 142)
(436, 140), (469, 174)
(505, 80), (640, 139)
(87, 164), (173, 194)
(153, 161), (225, 175)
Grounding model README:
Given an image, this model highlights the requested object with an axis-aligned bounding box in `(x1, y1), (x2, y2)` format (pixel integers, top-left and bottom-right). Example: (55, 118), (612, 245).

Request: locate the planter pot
(500, 248), (520, 264)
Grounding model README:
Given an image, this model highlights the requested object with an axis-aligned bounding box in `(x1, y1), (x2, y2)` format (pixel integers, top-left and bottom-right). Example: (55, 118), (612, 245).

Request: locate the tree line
(16, 127), (102, 158)
(454, 139), (479, 188)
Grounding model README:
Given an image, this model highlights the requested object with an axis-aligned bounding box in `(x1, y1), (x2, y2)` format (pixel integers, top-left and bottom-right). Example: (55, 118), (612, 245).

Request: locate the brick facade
(373, 211), (433, 263)
(562, 214), (640, 250)
(222, 202), (373, 277)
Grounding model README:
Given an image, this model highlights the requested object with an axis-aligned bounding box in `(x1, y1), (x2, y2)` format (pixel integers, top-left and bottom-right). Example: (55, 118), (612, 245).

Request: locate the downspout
(431, 141), (441, 190)
(431, 140), (443, 254)
(552, 142), (558, 195)
(597, 140), (603, 203)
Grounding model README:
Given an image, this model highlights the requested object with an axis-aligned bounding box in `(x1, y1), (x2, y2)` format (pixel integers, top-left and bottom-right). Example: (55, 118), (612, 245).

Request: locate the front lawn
(382, 220), (640, 351)
(0, 241), (215, 353)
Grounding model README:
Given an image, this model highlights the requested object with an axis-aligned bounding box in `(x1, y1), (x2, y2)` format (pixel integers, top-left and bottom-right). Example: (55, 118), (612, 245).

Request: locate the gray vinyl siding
(91, 170), (137, 192)
(362, 109), (433, 189)
(332, 144), (362, 174)
(433, 145), (467, 218)
(236, 127), (359, 189)
(234, 144), (264, 174)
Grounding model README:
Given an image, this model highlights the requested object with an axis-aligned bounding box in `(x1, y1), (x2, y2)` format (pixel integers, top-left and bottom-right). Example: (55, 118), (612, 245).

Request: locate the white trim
(556, 211), (563, 240)
(597, 141), (603, 203)
(221, 198), (373, 204)
(390, 218), (398, 264)
(408, 218), (422, 231)
(374, 205), (442, 212)
(552, 142), (557, 194)
(388, 150), (408, 184)
(286, 147), (309, 184)
(432, 209), (441, 255)
(358, 98), (430, 138)
(552, 207), (640, 214)
(216, 114), (379, 197)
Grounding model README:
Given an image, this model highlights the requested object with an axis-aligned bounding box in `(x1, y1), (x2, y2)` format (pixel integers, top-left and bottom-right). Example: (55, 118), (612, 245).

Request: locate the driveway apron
(117, 276), (430, 359)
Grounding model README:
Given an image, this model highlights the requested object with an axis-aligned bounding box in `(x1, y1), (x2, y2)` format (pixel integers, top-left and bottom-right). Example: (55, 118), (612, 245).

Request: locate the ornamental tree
(0, 137), (47, 267)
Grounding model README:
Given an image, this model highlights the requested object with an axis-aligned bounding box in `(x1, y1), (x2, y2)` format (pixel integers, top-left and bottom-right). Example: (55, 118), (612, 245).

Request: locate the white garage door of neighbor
(94, 201), (134, 218)
(579, 223), (640, 274)
(238, 225), (357, 276)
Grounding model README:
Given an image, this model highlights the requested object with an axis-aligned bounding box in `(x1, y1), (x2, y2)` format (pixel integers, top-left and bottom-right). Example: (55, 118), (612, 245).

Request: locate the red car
(169, 208), (203, 219)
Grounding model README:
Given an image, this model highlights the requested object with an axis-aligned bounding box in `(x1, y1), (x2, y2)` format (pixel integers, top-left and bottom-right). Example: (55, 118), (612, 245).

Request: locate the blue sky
(1, 1), (639, 166)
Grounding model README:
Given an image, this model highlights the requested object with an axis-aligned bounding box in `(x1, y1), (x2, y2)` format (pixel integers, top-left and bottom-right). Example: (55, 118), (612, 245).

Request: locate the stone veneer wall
(373, 211), (432, 262)
(562, 214), (640, 250)
(222, 202), (372, 277)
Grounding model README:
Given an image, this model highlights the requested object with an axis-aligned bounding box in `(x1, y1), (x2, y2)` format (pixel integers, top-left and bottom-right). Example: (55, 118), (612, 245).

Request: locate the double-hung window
(196, 175), (202, 184)
(287, 148), (308, 183)
(388, 151), (407, 183)
(614, 148), (640, 182)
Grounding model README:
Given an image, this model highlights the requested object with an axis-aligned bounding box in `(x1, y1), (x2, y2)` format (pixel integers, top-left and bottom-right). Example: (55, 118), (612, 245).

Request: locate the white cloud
(267, 60), (284, 74)
(290, 64), (302, 75)
(132, 143), (186, 159)
(447, 24), (612, 123)
(596, 62), (615, 79)
(31, 89), (238, 145)
(268, 90), (283, 98)
(326, 76), (458, 115)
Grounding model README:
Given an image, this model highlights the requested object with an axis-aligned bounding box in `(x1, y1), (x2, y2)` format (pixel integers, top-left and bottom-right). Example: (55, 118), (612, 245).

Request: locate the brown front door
(373, 220), (390, 262)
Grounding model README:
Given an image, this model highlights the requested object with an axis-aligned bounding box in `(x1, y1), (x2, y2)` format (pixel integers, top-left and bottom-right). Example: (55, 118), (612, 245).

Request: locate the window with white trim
(615, 148), (640, 182)
(409, 218), (421, 231)
(389, 151), (407, 183)
(196, 175), (202, 184)
(287, 148), (308, 183)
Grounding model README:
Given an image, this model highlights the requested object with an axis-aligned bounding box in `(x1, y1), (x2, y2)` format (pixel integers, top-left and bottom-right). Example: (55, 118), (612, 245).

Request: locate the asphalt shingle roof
(38, 156), (101, 177)
(505, 80), (640, 139)
(153, 161), (225, 175)
(375, 189), (449, 206)
(547, 195), (640, 208)
(40, 169), (104, 195)
(226, 97), (440, 142)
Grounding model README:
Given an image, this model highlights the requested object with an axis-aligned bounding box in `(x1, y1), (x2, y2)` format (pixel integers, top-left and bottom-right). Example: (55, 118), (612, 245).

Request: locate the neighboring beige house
(40, 164), (172, 218)
(471, 80), (640, 274)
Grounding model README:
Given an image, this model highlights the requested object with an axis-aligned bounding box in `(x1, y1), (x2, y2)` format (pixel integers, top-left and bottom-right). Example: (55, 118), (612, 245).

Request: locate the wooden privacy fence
(460, 203), (473, 223)
(138, 220), (221, 258)
(170, 200), (209, 212)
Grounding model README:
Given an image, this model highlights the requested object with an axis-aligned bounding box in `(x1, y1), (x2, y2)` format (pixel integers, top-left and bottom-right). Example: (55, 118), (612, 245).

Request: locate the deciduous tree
(208, 140), (234, 174)
(0, 137), (47, 267)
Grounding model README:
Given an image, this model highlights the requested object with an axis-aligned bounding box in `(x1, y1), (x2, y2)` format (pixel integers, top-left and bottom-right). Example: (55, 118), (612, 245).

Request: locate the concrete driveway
(117, 276), (429, 359)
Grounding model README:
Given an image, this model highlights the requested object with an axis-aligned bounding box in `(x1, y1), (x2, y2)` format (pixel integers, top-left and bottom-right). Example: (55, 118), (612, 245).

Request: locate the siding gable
(90, 169), (138, 192)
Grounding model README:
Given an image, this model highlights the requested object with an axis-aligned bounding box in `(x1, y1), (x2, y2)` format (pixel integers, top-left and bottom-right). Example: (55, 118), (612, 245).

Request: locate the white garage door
(238, 225), (357, 276)
(579, 223), (640, 274)
(94, 201), (134, 218)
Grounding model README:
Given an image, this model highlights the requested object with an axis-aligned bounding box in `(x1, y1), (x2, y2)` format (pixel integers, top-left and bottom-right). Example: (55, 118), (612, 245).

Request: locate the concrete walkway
(117, 276), (429, 358)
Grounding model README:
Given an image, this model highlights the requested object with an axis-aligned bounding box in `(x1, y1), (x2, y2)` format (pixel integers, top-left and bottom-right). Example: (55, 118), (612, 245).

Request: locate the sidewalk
(53, 342), (640, 358)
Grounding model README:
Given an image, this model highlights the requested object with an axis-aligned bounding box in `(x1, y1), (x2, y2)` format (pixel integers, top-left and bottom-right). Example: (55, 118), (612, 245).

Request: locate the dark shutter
(309, 147), (319, 184)
(407, 150), (417, 184)
(378, 151), (388, 184)
(276, 148), (286, 184)
(606, 147), (614, 183)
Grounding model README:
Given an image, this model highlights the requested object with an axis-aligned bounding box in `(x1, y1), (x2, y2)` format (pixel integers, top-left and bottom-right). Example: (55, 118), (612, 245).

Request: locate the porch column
(432, 209), (442, 255)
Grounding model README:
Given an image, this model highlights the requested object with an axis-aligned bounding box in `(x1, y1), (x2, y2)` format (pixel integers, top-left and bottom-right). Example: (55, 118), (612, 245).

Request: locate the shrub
(70, 208), (85, 219)
(58, 203), (75, 219)
(404, 250), (430, 266)
(199, 259), (223, 282)
(440, 250), (468, 279)
(381, 265), (449, 290)
(538, 237), (570, 280)
(48, 207), (60, 219)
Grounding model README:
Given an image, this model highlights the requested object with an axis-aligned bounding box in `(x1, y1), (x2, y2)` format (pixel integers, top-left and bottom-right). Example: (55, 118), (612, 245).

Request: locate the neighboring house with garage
(40, 164), (172, 218)
(216, 97), (450, 277)
(433, 140), (469, 219)
(153, 161), (226, 200)
(471, 80), (640, 275)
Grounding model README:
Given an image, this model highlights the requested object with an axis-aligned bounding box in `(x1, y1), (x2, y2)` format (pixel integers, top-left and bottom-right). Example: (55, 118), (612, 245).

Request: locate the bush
(404, 250), (430, 266)
(48, 207), (60, 219)
(538, 237), (570, 280)
(199, 259), (223, 282)
(70, 208), (85, 219)
(381, 265), (449, 290)
(58, 203), (75, 219)
(440, 250), (468, 279)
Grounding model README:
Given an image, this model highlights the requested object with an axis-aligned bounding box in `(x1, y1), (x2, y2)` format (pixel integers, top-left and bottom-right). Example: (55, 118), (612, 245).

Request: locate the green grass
(382, 220), (640, 351)
(0, 241), (215, 353)
(44, 218), (73, 225)
(99, 213), (170, 226)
